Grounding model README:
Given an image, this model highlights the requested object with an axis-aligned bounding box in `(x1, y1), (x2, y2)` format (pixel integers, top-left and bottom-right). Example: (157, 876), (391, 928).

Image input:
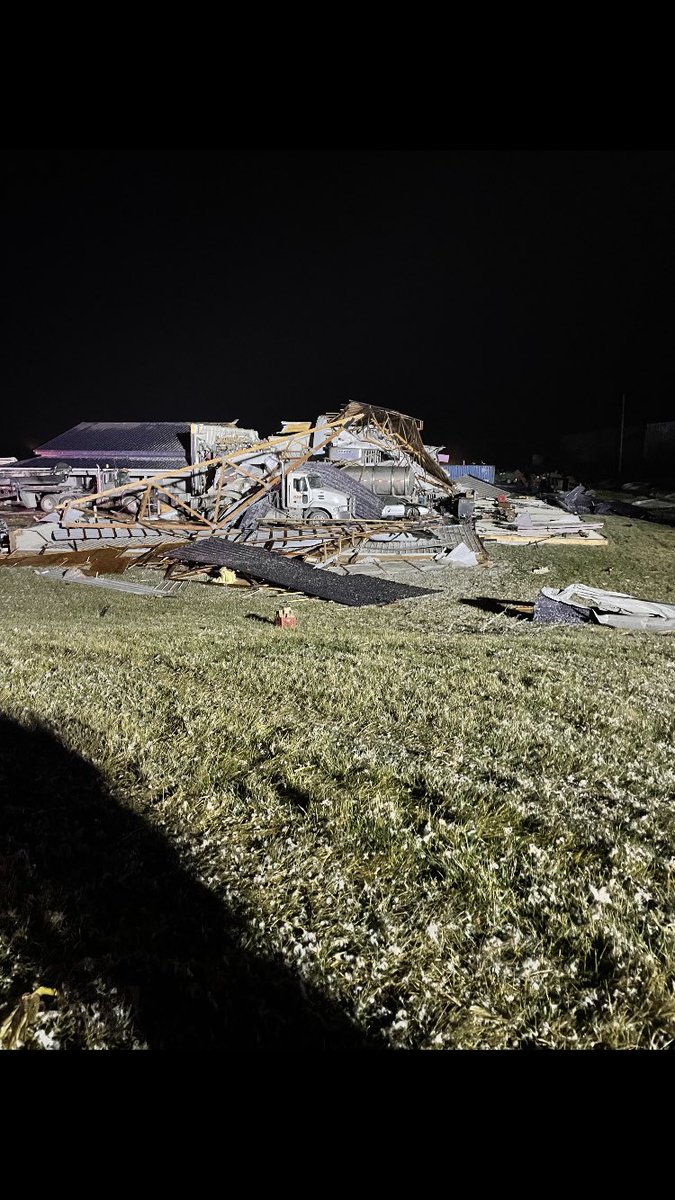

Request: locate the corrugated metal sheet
(451, 474), (503, 499)
(445, 464), (496, 484)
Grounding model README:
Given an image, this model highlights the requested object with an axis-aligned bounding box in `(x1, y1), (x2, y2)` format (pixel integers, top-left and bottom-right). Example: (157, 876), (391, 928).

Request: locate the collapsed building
(0, 402), (607, 602)
(0, 421), (259, 512)
(0, 404), (486, 564)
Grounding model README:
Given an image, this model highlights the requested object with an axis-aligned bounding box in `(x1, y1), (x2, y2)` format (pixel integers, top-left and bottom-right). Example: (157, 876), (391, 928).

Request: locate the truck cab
(283, 471), (354, 520)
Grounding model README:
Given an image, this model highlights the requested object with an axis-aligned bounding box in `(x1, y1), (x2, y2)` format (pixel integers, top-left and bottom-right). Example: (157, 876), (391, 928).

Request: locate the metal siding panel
(445, 464), (496, 483)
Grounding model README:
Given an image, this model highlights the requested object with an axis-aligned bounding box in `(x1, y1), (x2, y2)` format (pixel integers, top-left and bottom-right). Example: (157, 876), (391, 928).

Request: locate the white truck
(272, 467), (430, 521)
(279, 469), (354, 520)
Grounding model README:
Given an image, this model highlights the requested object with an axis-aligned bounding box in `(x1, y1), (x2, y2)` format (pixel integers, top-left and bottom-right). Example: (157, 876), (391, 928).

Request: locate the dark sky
(2, 150), (674, 463)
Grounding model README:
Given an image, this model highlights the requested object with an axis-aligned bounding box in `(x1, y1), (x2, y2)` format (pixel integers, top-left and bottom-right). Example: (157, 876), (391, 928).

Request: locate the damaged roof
(36, 422), (193, 462)
(164, 539), (437, 606)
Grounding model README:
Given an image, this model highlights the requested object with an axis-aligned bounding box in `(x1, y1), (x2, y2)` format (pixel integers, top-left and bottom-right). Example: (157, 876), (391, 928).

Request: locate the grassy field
(1, 514), (675, 1049)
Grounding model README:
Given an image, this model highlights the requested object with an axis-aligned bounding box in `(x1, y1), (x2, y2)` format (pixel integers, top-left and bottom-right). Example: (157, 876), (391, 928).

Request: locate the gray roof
(36, 422), (192, 460)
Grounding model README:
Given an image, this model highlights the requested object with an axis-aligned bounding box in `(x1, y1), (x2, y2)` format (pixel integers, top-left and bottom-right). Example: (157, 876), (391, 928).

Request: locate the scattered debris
(534, 592), (592, 626)
(217, 567), (238, 586)
(0, 404), (491, 570)
(275, 606), (298, 629)
(534, 583), (675, 631)
(0, 986), (57, 1050)
(35, 567), (187, 597)
(532, 566), (550, 574)
(447, 484), (609, 546)
(556, 484), (675, 525)
(5, 404), (625, 584)
(476, 493), (607, 545)
(447, 542), (479, 567)
(0, 541), (178, 575)
(557, 483), (596, 514)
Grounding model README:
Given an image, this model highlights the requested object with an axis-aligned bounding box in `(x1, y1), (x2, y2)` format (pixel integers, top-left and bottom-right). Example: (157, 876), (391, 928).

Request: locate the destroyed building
(0, 421), (259, 511)
(0, 403), (483, 562)
(0, 400), (608, 603)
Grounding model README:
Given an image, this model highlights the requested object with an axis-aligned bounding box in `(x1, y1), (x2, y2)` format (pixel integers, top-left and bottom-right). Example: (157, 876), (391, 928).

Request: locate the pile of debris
(556, 483), (675, 525)
(452, 476), (607, 546)
(0, 404), (489, 594)
(1, 403), (619, 606)
(533, 583), (675, 632)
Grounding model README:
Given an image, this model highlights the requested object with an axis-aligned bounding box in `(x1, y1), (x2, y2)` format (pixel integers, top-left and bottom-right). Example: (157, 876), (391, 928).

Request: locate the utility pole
(618, 392), (626, 480)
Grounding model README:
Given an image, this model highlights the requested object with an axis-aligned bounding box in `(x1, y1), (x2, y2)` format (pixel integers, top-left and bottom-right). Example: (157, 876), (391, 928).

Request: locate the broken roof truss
(54, 403), (457, 538)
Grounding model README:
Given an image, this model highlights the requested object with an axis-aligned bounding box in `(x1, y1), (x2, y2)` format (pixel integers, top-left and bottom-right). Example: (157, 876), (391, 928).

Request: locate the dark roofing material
(165, 539), (436, 606)
(533, 594), (592, 625)
(37, 422), (192, 460)
(306, 462), (386, 519)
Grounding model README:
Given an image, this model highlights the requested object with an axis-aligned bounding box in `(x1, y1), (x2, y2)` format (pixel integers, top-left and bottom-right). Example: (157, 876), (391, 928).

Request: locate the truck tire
(305, 508), (331, 521)
(39, 494), (58, 513)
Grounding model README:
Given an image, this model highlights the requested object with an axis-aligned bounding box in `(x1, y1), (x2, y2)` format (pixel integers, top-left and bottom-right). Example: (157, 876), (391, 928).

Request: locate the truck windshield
(307, 474), (322, 488)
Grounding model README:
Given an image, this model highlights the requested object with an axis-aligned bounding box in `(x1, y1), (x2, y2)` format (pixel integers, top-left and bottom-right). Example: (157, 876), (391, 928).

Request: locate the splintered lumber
(478, 526), (608, 546)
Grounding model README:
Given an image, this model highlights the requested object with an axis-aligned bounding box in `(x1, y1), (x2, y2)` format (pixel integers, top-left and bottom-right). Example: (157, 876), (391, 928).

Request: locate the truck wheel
(39, 494), (58, 513)
(305, 508), (331, 521)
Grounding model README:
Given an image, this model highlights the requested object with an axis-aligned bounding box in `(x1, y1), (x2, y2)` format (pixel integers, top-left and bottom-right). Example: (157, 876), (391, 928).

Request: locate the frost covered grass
(0, 514), (674, 1049)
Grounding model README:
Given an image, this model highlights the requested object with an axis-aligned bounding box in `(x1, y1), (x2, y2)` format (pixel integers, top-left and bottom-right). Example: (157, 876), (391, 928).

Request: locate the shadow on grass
(460, 597), (534, 620)
(0, 714), (371, 1050)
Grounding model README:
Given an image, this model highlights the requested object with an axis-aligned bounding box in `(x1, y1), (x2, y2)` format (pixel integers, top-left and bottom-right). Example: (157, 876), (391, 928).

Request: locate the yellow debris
(0, 987), (57, 1050)
(217, 567), (238, 586)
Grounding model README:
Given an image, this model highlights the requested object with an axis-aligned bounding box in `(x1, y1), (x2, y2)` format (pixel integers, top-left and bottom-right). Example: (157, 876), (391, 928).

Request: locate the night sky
(2, 150), (674, 464)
